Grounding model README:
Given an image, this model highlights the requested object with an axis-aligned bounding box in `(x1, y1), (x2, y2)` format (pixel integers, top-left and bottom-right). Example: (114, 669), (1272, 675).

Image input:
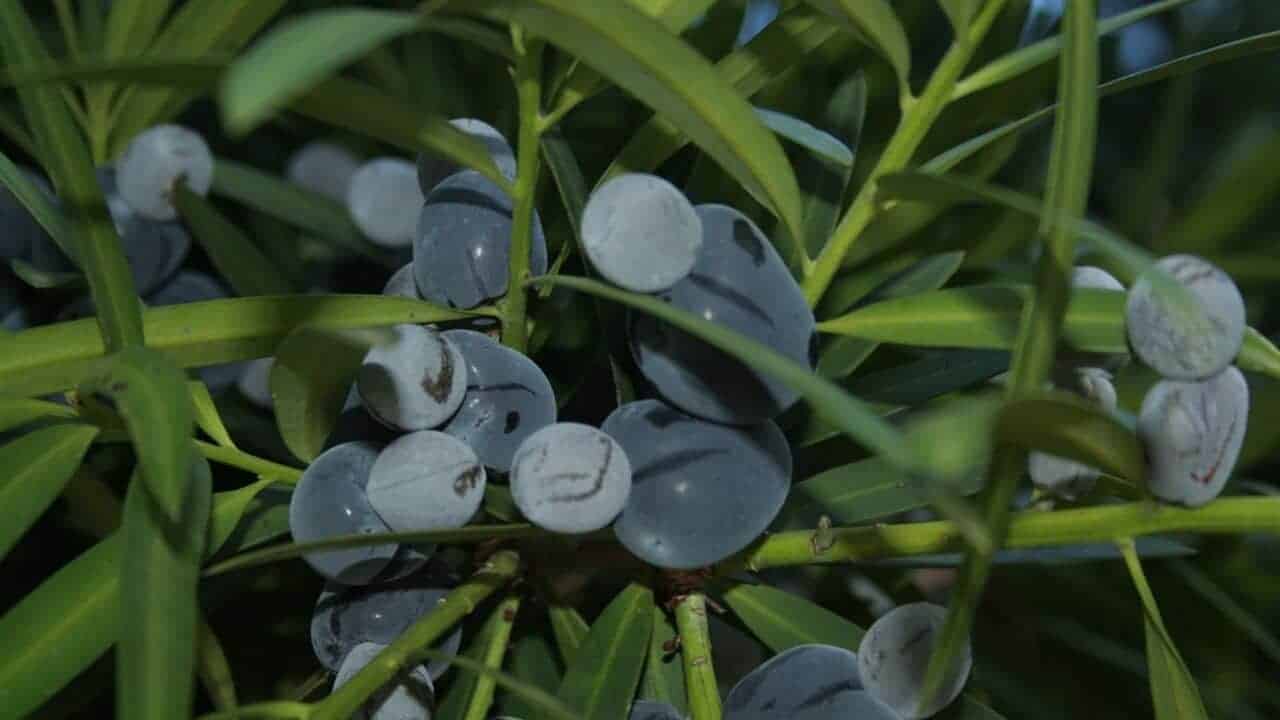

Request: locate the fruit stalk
(310, 550), (521, 720)
(675, 593), (722, 720)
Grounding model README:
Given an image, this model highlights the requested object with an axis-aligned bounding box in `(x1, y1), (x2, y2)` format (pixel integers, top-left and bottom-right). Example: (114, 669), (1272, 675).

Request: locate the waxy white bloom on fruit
(367, 431), (485, 533)
(357, 324), (468, 432)
(581, 173), (702, 293)
(510, 422), (632, 534)
(347, 157), (426, 249)
(117, 124), (214, 221)
(1126, 254), (1245, 380)
(857, 602), (972, 719)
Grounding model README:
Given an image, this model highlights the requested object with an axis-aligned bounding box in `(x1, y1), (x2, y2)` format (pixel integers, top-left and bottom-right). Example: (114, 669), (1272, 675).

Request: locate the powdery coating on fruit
(357, 324), (468, 432)
(412, 170), (548, 310)
(1072, 265), (1125, 292)
(311, 579), (463, 678)
(510, 422), (632, 534)
(332, 642), (434, 720)
(629, 700), (684, 720)
(857, 602), (972, 719)
(117, 124), (214, 221)
(416, 118), (517, 194)
(238, 357), (275, 410)
(724, 644), (898, 720)
(287, 141), (361, 203)
(288, 441), (398, 585)
(439, 329), (557, 473)
(581, 173), (702, 293)
(383, 263), (421, 300)
(0, 166), (52, 260)
(1138, 365), (1249, 508)
(348, 158), (427, 249)
(1125, 254), (1246, 380)
(367, 431), (486, 532)
(1030, 368), (1118, 500)
(603, 399), (791, 569)
(630, 204), (816, 425)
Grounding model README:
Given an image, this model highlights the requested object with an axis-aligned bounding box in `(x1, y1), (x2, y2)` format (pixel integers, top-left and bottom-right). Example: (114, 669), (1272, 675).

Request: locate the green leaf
(188, 380), (235, 449)
(754, 106), (853, 167)
(174, 184), (294, 297)
(1118, 539), (1210, 719)
(0, 294), (478, 397)
(846, 349), (1009, 407)
(79, 345), (195, 522)
(997, 390), (1145, 485)
(501, 635), (563, 719)
(818, 251), (966, 380)
(953, 0), (1198, 100)
(871, 538), (1195, 568)
(0, 147), (73, 258)
(220, 8), (422, 135)
(1167, 559), (1280, 668)
(290, 76), (515, 195)
(531, 275), (917, 472)
(103, 0), (172, 59)
(937, 0), (978, 32)
(555, 584), (654, 720)
(0, 0), (143, 351)
(204, 478), (275, 559)
(722, 582), (865, 654)
(463, 0), (805, 248)
(804, 0), (911, 93)
(271, 326), (391, 463)
(417, 649), (582, 720)
(117, 458), (213, 720)
(209, 156), (392, 262)
(549, 604), (591, 667)
(0, 424), (99, 560)
(437, 595), (520, 720)
(0, 487), (270, 719)
(603, 6), (839, 186)
(0, 535), (122, 719)
(0, 396), (77, 433)
(640, 607), (686, 714)
(10, 257), (83, 289)
(0, 55), (228, 90)
(799, 72), (865, 258)
(196, 617), (238, 712)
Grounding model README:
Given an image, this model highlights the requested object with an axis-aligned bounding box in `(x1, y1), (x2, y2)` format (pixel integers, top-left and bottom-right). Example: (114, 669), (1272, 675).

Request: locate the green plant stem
(801, 0), (1009, 307)
(501, 32), (546, 352)
(464, 595), (522, 720)
(193, 440), (302, 484)
(311, 550), (521, 720)
(196, 701), (311, 720)
(716, 496), (1280, 573)
(675, 593), (721, 720)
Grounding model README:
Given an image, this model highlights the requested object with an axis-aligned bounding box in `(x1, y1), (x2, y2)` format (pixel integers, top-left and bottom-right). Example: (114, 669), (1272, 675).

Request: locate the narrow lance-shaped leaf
(0, 294), (479, 398)
(996, 390), (1146, 485)
(0, 396), (77, 433)
(271, 326), (393, 463)
(804, 0), (911, 94)
(103, 0), (172, 59)
(549, 604), (591, 668)
(188, 380), (236, 449)
(118, 458), (213, 720)
(436, 595), (521, 720)
(460, 0), (806, 248)
(754, 107), (853, 168)
(174, 183), (294, 297)
(0, 424), (99, 560)
(0, 147), (74, 258)
(641, 607), (687, 714)
(220, 8), (423, 135)
(555, 584), (654, 720)
(501, 635), (563, 719)
(79, 345), (196, 522)
(530, 275), (917, 472)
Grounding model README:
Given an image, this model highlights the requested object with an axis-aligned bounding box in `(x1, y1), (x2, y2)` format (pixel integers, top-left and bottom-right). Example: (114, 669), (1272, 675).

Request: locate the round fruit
(287, 141), (360, 203)
(367, 431), (486, 533)
(117, 124), (214, 221)
(347, 158), (426, 249)
(510, 422), (632, 534)
(331, 642), (433, 720)
(857, 602), (972, 719)
(357, 324), (468, 432)
(417, 118), (517, 194)
(580, 173), (702, 293)
(724, 644), (898, 720)
(1126, 254), (1245, 380)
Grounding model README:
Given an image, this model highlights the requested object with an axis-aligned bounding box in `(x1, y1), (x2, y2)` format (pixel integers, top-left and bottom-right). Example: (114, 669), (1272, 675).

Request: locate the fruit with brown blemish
(510, 422), (632, 534)
(366, 430), (486, 533)
(357, 324), (468, 432)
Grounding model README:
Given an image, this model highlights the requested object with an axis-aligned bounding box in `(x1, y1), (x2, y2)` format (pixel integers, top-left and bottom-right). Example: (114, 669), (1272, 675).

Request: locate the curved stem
(675, 593), (721, 720)
(718, 497), (1280, 574)
(502, 32), (546, 352)
(193, 440), (303, 485)
(802, 0), (1010, 307)
(310, 550), (521, 720)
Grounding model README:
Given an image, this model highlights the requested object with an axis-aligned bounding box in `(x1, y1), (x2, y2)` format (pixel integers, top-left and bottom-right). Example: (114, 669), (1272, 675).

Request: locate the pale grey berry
(117, 124), (214, 221)
(312, 578), (462, 677)
(1138, 365), (1249, 508)
(417, 118), (517, 194)
(1030, 367), (1117, 500)
(724, 644), (897, 720)
(367, 431), (485, 533)
(1125, 254), (1245, 380)
(287, 141), (360, 203)
(332, 642), (433, 720)
(510, 423), (632, 534)
(857, 602), (972, 720)
(581, 173), (702, 293)
(357, 324), (467, 432)
(383, 263), (421, 300)
(238, 357), (275, 410)
(348, 158), (426, 249)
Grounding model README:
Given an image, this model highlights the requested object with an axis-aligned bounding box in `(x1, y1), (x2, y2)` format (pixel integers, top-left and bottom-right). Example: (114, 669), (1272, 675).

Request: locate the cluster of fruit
(1032, 257), (1249, 508)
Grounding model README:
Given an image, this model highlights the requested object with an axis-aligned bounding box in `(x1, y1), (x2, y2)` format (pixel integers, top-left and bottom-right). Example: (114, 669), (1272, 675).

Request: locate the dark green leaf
(0, 424), (99, 560)
(10, 257), (83, 289)
(0, 396), (77, 433)
(754, 107), (853, 167)
(555, 584), (654, 720)
(640, 607), (686, 714)
(804, 0), (910, 91)
(549, 604), (591, 667)
(722, 582), (864, 654)
(103, 0), (172, 60)
(501, 635), (563, 719)
(997, 390), (1145, 485)
(0, 147), (73, 258)
(174, 184), (293, 297)
(437, 595), (520, 720)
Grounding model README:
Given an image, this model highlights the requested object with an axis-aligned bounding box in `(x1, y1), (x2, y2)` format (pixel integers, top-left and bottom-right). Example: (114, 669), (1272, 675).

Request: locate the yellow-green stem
(194, 440), (303, 485)
(463, 595), (522, 720)
(802, 0), (1010, 307)
(676, 593), (721, 720)
(311, 551), (521, 720)
(502, 33), (546, 352)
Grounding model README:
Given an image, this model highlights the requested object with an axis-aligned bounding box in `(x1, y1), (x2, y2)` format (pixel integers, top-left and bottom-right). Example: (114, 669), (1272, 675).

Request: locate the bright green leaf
(555, 584), (654, 720)
(0, 424), (99, 560)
